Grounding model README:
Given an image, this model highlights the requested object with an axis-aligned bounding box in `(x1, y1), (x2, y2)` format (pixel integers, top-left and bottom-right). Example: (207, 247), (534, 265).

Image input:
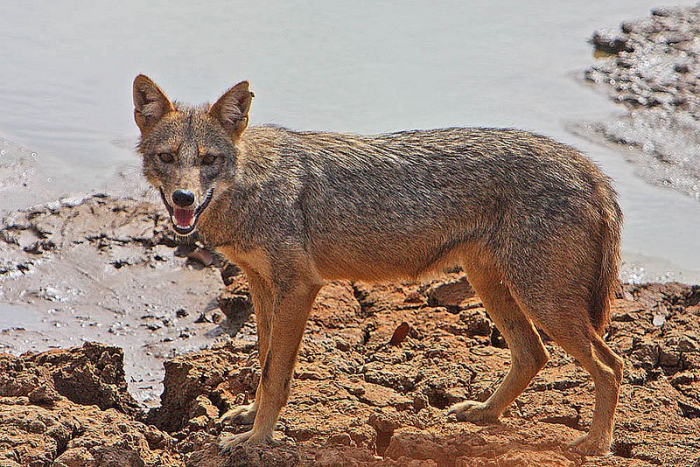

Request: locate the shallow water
(0, 303), (42, 332)
(1, 0), (699, 283)
(0, 302), (55, 354)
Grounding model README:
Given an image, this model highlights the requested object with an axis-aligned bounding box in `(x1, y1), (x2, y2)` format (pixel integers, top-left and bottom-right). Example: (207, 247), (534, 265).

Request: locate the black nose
(172, 189), (195, 207)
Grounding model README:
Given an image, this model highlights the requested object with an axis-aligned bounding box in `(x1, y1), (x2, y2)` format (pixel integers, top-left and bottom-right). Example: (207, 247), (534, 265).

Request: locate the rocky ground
(584, 4), (700, 201)
(0, 194), (699, 466)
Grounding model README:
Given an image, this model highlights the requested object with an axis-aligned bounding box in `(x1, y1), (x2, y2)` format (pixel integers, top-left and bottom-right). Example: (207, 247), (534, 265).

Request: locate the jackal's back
(243, 127), (618, 285)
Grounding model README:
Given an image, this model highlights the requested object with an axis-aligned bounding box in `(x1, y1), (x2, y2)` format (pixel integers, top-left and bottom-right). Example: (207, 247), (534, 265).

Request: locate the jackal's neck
(195, 188), (246, 250)
(233, 126), (289, 185)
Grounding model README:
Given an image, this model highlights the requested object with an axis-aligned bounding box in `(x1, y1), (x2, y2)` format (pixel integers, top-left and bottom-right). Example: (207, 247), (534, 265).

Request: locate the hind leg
(449, 263), (549, 423)
(515, 296), (623, 455)
(568, 334), (623, 455)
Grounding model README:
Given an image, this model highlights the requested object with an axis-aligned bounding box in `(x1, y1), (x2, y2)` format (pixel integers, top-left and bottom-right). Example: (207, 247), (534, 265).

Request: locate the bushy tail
(590, 185), (623, 335)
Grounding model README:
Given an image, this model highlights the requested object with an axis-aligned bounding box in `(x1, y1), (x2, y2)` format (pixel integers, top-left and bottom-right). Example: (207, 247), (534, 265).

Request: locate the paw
(448, 400), (499, 424)
(219, 403), (258, 426)
(568, 433), (611, 456)
(219, 429), (273, 453)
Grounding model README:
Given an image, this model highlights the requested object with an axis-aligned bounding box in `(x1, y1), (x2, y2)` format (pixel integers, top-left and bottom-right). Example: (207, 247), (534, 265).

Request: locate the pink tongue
(173, 208), (195, 226)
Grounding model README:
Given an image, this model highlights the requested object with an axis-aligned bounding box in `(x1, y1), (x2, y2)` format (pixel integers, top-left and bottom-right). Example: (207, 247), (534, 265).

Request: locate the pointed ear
(133, 74), (175, 134)
(209, 81), (254, 139)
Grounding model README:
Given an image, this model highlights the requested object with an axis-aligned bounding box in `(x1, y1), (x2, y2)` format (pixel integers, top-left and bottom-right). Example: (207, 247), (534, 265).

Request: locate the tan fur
(133, 75), (624, 456)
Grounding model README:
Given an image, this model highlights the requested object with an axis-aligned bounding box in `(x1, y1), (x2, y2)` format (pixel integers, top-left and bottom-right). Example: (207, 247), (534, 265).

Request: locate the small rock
(426, 277), (475, 312)
(218, 291), (252, 321)
(326, 432), (353, 446)
(194, 313), (212, 324)
(612, 312), (637, 322)
(413, 394), (429, 410)
(335, 338), (351, 352)
(659, 346), (682, 370)
(678, 336), (699, 352)
(389, 322), (411, 346)
(629, 339), (660, 370)
(23, 240), (56, 255)
(28, 385), (62, 406)
(671, 371), (699, 387)
(145, 321), (163, 331)
(187, 247), (214, 267)
(368, 412), (401, 432)
(220, 261), (241, 286)
(403, 291), (426, 305)
(459, 310), (492, 337)
(653, 304), (669, 327)
(53, 447), (97, 467)
(591, 29), (630, 54)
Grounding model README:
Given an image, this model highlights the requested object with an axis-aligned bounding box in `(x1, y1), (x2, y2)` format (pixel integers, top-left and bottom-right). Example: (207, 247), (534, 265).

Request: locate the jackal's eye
(157, 152), (174, 163)
(201, 154), (217, 166)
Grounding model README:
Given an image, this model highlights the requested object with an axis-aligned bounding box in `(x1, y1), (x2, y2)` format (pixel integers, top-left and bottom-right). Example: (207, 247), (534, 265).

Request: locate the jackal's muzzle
(159, 188), (214, 236)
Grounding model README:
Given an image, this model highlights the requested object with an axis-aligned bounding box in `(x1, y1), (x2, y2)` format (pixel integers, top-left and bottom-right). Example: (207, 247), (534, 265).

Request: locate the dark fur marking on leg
(261, 351), (272, 386)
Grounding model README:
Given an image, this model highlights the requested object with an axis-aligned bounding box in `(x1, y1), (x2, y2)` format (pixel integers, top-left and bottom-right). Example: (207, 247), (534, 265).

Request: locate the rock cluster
(586, 5), (700, 200)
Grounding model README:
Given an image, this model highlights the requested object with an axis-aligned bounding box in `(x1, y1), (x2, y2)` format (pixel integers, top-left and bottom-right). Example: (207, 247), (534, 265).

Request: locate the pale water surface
(1, 1), (699, 283)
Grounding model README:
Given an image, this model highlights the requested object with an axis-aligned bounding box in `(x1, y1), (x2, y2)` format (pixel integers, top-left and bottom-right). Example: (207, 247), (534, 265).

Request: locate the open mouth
(159, 188), (214, 236)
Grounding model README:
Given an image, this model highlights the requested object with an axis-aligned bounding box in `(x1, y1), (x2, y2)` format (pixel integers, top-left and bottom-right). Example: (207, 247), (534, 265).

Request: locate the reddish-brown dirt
(1, 251), (699, 466)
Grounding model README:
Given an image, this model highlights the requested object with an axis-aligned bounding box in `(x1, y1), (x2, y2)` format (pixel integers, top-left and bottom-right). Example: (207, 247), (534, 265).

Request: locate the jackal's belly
(310, 233), (476, 282)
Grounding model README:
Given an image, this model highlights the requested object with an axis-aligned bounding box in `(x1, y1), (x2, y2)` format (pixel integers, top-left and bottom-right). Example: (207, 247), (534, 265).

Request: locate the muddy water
(1, 1), (699, 283)
(0, 303), (43, 333)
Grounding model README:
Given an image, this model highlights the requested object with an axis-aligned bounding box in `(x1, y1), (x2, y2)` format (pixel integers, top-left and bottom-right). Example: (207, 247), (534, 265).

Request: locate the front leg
(219, 268), (273, 425)
(220, 275), (321, 451)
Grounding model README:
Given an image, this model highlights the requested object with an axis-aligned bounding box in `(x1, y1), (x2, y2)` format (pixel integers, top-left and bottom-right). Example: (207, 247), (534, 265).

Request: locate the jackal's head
(132, 74), (253, 236)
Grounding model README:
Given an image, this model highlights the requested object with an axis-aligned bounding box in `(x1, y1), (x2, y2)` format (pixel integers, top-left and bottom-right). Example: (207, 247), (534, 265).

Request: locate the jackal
(133, 75), (624, 456)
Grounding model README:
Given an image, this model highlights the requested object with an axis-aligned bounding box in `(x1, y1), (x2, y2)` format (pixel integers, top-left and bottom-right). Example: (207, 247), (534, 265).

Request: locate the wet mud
(584, 5), (700, 201)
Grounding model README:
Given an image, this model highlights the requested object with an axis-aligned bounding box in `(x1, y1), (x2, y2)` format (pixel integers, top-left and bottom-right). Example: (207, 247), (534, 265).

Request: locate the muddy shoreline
(0, 194), (229, 406)
(584, 4), (700, 201)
